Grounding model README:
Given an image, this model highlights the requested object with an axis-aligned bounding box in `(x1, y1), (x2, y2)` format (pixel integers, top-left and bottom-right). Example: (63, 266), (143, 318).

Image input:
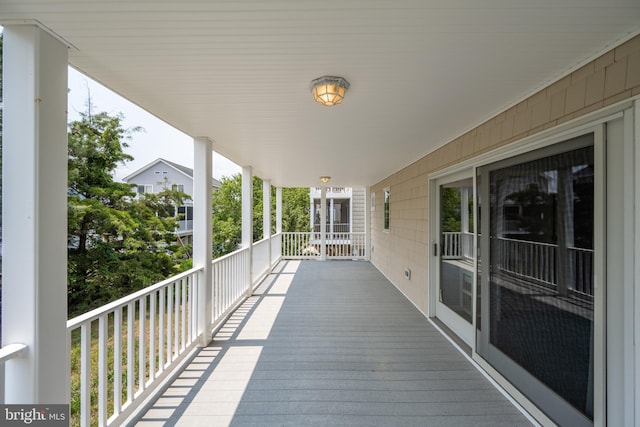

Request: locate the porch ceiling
(1, 1), (639, 187)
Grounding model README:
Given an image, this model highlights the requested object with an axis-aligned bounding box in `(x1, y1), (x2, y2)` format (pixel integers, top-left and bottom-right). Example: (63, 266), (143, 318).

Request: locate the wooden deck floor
(136, 260), (533, 427)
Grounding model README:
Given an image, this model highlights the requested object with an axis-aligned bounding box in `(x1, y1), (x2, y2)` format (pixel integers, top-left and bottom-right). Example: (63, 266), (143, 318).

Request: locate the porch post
(460, 187), (470, 258)
(263, 179), (272, 269)
(276, 187), (283, 234)
(193, 137), (213, 347)
(242, 166), (254, 293)
(320, 187), (327, 260)
(2, 25), (69, 403)
(310, 193), (315, 231)
(330, 198), (335, 235)
(365, 187), (371, 261)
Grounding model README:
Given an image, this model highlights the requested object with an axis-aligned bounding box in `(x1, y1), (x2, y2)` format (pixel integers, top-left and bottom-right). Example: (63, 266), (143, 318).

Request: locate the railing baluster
(113, 307), (123, 417)
(174, 282), (180, 357)
(80, 323), (91, 427)
(98, 315), (108, 426)
(126, 302), (134, 405)
(149, 293), (156, 381)
(167, 284), (173, 364)
(138, 297), (146, 391)
(159, 287), (165, 370)
(182, 278), (187, 351)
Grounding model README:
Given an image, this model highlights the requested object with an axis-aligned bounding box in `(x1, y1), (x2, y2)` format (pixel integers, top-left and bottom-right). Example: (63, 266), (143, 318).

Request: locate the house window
(172, 184), (185, 192)
(137, 184), (153, 194)
(383, 188), (390, 231)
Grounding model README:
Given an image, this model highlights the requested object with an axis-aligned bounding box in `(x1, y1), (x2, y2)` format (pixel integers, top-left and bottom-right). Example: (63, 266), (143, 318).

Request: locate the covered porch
(2, 2), (640, 427)
(136, 260), (531, 426)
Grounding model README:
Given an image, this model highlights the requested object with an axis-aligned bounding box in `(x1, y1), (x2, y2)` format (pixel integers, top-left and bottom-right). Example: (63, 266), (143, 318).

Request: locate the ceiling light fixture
(310, 76), (350, 107)
(320, 176), (331, 183)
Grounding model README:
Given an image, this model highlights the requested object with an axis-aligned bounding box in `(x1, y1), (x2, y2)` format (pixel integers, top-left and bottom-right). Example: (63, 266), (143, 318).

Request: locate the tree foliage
(67, 108), (190, 316)
(212, 174), (310, 258)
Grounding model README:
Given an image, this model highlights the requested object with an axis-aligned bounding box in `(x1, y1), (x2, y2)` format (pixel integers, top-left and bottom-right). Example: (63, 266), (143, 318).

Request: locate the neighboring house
(123, 158), (221, 245)
(308, 187), (366, 256)
(309, 187), (365, 234)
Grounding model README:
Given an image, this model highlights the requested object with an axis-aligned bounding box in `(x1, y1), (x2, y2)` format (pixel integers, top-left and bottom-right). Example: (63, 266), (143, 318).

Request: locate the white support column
(263, 179), (272, 270)
(242, 167), (254, 293)
(330, 198), (335, 234)
(263, 180), (271, 240)
(310, 193), (315, 231)
(2, 25), (69, 404)
(634, 99), (640, 427)
(365, 186), (371, 261)
(276, 187), (283, 234)
(320, 187), (327, 260)
(193, 137), (213, 347)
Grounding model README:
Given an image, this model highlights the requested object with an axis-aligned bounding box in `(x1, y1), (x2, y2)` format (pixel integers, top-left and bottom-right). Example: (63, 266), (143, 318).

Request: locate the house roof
(2, 1), (639, 187)
(123, 158), (221, 188)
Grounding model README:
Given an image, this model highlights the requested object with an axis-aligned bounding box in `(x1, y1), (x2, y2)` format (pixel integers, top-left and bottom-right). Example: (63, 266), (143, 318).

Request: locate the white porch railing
(442, 231), (474, 260)
(211, 247), (250, 323)
(495, 237), (557, 286)
(442, 233), (594, 298)
(281, 232), (321, 259)
(67, 268), (201, 427)
(494, 236), (594, 298)
(313, 222), (350, 233)
(0, 343), (28, 404)
(176, 219), (193, 233)
(281, 232), (366, 259)
(271, 232), (282, 266)
(65, 235), (283, 427)
(252, 237), (272, 286)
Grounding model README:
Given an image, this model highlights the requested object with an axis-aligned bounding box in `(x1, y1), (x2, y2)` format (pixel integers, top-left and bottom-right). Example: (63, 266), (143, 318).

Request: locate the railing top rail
(0, 343), (28, 364)
(494, 236), (558, 248)
(212, 246), (250, 264)
(568, 246), (595, 253)
(67, 266), (203, 329)
(253, 237), (270, 247)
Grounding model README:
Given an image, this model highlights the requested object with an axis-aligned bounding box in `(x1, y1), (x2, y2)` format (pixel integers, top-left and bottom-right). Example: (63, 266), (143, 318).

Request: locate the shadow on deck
(136, 260), (533, 427)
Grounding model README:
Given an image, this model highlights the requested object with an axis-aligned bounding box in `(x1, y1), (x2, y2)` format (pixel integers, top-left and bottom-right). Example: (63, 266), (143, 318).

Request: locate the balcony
(0, 232), (536, 426)
(55, 238), (532, 426)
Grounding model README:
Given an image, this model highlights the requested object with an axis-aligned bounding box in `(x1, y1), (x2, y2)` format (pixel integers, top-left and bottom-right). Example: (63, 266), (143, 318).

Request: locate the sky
(67, 67), (241, 182)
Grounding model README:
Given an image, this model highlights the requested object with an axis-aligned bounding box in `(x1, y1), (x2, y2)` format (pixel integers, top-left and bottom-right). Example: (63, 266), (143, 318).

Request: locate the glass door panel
(477, 134), (595, 426)
(436, 177), (475, 346)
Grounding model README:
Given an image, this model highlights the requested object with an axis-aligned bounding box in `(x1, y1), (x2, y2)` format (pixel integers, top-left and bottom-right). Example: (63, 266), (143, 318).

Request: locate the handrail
(67, 266), (203, 328)
(64, 234), (280, 427)
(0, 344), (28, 364)
(67, 268), (202, 427)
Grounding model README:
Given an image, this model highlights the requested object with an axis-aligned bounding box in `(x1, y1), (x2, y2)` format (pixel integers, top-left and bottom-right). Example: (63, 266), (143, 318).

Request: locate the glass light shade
(310, 76), (350, 107)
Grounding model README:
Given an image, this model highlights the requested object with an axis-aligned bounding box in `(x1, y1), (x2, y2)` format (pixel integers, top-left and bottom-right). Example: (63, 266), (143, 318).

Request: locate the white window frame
(383, 187), (390, 232)
(138, 184), (153, 194)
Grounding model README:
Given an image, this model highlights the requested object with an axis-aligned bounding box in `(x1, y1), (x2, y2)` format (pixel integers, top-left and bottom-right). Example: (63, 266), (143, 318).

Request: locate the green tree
(440, 187), (462, 232)
(67, 108), (190, 316)
(211, 174), (243, 257)
(281, 187), (310, 232)
(212, 174), (310, 257)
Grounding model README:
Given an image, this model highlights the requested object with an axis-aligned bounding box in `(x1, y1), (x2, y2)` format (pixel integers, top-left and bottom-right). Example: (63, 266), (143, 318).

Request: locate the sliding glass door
(476, 133), (597, 426)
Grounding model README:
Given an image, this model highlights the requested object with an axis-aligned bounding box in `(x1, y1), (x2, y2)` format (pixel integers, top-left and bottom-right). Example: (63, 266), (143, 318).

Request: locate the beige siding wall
(351, 187), (366, 233)
(370, 34), (640, 315)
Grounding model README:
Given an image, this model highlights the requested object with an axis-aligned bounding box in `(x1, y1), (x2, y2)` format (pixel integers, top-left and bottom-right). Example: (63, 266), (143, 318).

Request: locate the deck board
(136, 260), (532, 427)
